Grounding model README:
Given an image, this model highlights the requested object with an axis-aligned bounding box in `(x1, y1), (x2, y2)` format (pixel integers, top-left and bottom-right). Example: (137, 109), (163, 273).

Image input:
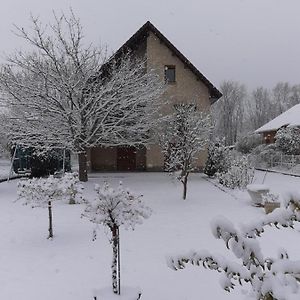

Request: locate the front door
(117, 146), (136, 171)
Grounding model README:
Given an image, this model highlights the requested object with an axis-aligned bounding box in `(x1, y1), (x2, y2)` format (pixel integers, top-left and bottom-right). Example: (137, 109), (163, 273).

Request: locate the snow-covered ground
(0, 158), (11, 179)
(1, 170), (300, 300)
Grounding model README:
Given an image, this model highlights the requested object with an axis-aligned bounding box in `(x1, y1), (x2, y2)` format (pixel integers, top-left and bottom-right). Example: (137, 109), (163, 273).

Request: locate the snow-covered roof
(255, 104), (300, 133)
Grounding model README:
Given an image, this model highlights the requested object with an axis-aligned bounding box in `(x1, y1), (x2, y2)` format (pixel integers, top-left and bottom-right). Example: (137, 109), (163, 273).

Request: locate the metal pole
(117, 226), (121, 295)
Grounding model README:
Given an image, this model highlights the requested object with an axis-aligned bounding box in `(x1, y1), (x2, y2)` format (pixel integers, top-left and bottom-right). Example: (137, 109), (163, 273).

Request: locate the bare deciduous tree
(212, 81), (246, 145)
(247, 87), (272, 131)
(0, 11), (165, 181)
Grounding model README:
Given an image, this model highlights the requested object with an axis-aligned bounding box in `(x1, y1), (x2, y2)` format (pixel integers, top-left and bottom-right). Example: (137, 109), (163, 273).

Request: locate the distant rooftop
(255, 104), (300, 133)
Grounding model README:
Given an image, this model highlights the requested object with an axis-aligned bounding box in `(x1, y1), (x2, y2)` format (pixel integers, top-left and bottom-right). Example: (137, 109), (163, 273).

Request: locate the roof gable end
(112, 21), (222, 103)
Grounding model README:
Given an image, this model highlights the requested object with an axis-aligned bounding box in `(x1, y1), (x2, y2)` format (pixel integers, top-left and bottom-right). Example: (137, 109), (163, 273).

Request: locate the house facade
(88, 21), (222, 172)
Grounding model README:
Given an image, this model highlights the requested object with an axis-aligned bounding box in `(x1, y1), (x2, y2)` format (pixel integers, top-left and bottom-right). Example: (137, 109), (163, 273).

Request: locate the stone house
(88, 21), (222, 171)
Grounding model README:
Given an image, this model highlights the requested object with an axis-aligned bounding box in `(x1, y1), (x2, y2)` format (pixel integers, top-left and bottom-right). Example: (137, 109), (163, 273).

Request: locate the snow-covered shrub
(236, 133), (263, 154)
(18, 176), (60, 208)
(58, 172), (83, 204)
(204, 140), (231, 177)
(169, 192), (300, 300)
(216, 155), (254, 189)
(30, 147), (71, 178)
(251, 144), (282, 168)
(17, 172), (83, 238)
(18, 176), (60, 238)
(82, 182), (152, 295)
(275, 127), (300, 155)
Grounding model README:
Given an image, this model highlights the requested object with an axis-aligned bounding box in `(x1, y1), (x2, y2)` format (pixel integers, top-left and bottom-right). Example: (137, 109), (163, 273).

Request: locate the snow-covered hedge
(216, 155), (254, 189)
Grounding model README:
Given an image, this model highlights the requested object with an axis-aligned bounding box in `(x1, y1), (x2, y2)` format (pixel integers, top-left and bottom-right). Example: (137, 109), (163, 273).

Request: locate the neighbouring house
(255, 104), (300, 144)
(88, 21), (222, 172)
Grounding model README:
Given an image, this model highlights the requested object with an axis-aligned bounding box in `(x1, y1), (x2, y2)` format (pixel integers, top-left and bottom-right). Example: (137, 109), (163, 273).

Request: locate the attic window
(164, 65), (176, 83)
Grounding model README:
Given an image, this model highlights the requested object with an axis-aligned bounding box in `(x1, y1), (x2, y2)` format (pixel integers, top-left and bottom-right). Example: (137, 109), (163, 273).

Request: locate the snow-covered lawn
(1, 171), (300, 300)
(0, 158), (10, 179)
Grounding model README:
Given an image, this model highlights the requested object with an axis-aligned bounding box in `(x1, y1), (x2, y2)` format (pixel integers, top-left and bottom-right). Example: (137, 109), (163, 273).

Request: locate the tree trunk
(182, 173), (188, 200)
(262, 293), (274, 300)
(111, 225), (119, 294)
(47, 201), (53, 239)
(78, 150), (88, 182)
(69, 190), (76, 205)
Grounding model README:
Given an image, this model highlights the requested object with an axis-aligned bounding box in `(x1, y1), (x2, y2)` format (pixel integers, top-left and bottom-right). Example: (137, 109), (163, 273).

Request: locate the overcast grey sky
(1, 0), (300, 90)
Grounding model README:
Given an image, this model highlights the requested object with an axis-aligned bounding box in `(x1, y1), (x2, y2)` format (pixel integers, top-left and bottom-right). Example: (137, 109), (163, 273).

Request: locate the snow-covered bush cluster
(204, 140), (231, 177)
(235, 133), (263, 154)
(82, 181), (152, 295)
(169, 191), (300, 300)
(275, 127), (300, 155)
(216, 155), (254, 189)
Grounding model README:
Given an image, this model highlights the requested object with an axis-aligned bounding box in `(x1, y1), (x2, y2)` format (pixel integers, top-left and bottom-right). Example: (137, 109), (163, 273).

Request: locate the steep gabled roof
(255, 104), (300, 133)
(111, 21), (222, 103)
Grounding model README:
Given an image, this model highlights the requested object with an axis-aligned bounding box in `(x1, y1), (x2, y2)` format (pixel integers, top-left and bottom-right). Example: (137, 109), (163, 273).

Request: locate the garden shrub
(204, 140), (231, 177)
(251, 144), (282, 168)
(235, 133), (263, 154)
(216, 155), (254, 189)
(30, 148), (71, 178)
(275, 127), (300, 155)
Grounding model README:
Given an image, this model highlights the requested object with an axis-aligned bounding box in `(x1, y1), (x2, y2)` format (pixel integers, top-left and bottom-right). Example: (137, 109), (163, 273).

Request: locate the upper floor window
(164, 65), (176, 83)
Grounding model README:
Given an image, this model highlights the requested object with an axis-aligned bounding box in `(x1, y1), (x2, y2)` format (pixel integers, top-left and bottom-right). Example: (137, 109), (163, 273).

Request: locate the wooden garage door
(117, 146), (136, 171)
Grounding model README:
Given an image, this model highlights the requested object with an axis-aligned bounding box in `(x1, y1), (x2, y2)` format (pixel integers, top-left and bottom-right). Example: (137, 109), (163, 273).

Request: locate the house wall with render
(89, 26), (216, 172)
(145, 32), (211, 171)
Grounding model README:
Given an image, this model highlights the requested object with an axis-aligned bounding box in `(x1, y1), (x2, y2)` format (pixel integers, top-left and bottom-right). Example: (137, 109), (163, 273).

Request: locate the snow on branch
(158, 103), (212, 199)
(17, 172), (83, 239)
(17, 172), (83, 207)
(82, 182), (152, 232)
(82, 182), (152, 295)
(168, 192), (300, 299)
